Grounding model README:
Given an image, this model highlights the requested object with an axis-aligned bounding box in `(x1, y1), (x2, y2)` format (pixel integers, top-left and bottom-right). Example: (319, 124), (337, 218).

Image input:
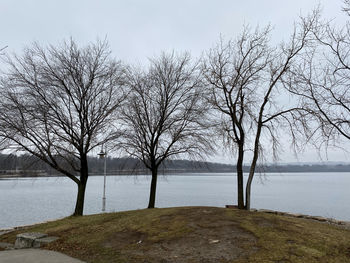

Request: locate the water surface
(0, 172), (349, 229)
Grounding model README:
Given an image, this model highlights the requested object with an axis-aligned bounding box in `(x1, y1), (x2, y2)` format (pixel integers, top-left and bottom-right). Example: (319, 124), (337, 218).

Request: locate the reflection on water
(0, 172), (350, 229)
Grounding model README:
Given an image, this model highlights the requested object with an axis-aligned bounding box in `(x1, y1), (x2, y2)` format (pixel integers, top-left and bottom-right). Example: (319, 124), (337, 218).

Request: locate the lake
(0, 172), (350, 229)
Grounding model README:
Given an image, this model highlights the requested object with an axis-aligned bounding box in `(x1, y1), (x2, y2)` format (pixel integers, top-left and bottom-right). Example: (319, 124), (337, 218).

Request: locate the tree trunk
(245, 122), (263, 210)
(245, 152), (259, 210)
(73, 154), (89, 216)
(73, 179), (87, 216)
(147, 168), (158, 209)
(236, 144), (245, 209)
(245, 166), (256, 210)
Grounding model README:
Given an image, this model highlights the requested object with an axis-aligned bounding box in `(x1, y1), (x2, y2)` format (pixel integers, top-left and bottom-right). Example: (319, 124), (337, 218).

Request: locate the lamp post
(97, 145), (107, 212)
(8, 145), (21, 175)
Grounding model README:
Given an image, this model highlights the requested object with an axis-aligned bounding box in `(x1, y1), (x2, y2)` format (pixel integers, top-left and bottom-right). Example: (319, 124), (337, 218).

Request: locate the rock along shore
(225, 205), (350, 229)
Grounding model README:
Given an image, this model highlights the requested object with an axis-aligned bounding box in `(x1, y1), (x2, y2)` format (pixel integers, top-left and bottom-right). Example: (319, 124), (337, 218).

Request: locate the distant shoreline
(1, 154), (350, 178)
(1, 169), (350, 179)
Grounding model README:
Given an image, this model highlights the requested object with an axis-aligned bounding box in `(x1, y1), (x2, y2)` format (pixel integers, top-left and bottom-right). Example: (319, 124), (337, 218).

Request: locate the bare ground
(103, 208), (258, 262)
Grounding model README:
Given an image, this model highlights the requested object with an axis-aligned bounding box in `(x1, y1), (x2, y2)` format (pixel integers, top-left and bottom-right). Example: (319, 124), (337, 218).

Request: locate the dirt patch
(103, 208), (258, 263)
(145, 223), (258, 263)
(103, 230), (147, 249)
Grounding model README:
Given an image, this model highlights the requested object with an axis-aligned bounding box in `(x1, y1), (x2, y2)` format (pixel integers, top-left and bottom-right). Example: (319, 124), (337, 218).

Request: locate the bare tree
(0, 39), (127, 216)
(119, 52), (214, 208)
(202, 14), (317, 210)
(288, 4), (350, 155)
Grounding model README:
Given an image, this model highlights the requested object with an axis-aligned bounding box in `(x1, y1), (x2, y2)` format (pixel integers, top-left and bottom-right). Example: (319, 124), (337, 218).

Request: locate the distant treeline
(0, 153), (234, 176)
(0, 153), (349, 177)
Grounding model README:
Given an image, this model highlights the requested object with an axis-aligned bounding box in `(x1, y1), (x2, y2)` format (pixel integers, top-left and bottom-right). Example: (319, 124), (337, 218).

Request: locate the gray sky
(1, 0), (349, 163)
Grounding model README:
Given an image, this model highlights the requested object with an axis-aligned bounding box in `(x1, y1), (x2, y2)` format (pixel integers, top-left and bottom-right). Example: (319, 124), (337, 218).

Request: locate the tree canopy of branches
(202, 14), (317, 210)
(119, 52), (214, 208)
(288, 4), (350, 154)
(0, 39), (127, 216)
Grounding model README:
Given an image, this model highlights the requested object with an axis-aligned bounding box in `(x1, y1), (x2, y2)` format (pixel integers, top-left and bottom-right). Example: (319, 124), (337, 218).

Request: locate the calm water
(0, 173), (350, 229)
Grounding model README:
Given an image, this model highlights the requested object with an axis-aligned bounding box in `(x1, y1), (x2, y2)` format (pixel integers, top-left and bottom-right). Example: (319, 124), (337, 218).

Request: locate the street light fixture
(97, 144), (107, 212)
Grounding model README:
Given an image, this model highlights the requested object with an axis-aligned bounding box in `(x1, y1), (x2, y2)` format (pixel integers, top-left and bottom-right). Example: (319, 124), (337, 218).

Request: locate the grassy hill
(1, 207), (350, 262)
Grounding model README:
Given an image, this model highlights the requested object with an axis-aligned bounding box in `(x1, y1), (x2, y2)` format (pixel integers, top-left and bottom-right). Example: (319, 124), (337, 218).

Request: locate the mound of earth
(1, 206), (350, 262)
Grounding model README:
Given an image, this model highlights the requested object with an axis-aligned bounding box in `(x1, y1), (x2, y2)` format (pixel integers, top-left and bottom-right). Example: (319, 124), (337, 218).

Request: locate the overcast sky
(1, 0), (349, 163)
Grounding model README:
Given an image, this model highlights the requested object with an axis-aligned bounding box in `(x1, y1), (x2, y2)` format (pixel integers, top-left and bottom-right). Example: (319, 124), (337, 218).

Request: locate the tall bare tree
(0, 39), (127, 215)
(288, 3), (350, 156)
(202, 14), (317, 209)
(119, 52), (214, 208)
